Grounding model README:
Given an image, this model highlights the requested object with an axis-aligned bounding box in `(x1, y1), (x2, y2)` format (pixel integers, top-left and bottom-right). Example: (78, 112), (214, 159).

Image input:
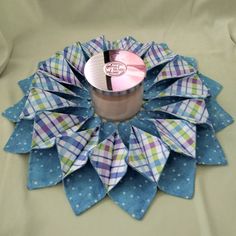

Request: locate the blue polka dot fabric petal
(109, 167), (157, 220)
(4, 119), (33, 153)
(196, 125), (227, 165)
(64, 162), (106, 215)
(28, 147), (62, 189)
(2, 36), (234, 220)
(158, 153), (196, 199)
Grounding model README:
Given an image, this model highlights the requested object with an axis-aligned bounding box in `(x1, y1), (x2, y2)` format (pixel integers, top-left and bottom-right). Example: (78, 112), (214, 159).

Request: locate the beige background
(0, 0), (236, 235)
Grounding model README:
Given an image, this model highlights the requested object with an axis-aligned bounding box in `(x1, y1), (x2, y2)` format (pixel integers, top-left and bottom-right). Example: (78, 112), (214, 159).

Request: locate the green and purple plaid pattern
(155, 56), (196, 82)
(20, 88), (76, 119)
(39, 52), (82, 87)
(57, 128), (99, 177)
(81, 35), (109, 57)
(90, 133), (128, 191)
(157, 74), (209, 98)
(128, 126), (169, 183)
(143, 42), (176, 70)
(158, 99), (209, 124)
(32, 111), (86, 149)
(31, 71), (76, 96)
(112, 36), (151, 57)
(153, 119), (196, 158)
(64, 42), (87, 76)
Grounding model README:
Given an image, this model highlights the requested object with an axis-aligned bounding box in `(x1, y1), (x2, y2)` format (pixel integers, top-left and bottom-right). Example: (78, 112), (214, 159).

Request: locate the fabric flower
(3, 35), (233, 220)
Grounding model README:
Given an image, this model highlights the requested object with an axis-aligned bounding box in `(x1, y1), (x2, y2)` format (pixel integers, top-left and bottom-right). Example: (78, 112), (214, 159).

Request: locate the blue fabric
(64, 162), (106, 215)
(18, 76), (33, 94)
(2, 96), (27, 122)
(206, 98), (234, 132)
(28, 146), (62, 189)
(98, 121), (117, 142)
(158, 152), (196, 199)
(196, 125), (227, 165)
(109, 167), (157, 220)
(4, 119), (33, 153)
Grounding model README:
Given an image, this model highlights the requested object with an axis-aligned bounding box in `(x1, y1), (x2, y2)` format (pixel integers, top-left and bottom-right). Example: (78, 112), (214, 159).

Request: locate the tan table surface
(0, 1), (236, 235)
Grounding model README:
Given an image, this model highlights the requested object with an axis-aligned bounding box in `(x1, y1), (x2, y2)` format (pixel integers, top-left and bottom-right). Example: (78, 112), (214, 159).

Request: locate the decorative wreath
(3, 36), (233, 220)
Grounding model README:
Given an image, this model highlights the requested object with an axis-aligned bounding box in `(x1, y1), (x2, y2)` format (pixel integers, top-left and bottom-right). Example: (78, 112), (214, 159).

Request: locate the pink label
(103, 61), (127, 76)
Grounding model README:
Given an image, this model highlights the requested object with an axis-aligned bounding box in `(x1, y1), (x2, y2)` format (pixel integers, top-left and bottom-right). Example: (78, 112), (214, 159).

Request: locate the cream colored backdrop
(0, 0), (236, 236)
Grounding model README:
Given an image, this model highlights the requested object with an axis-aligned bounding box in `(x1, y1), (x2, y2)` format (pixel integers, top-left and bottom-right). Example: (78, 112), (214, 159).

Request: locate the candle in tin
(84, 50), (146, 121)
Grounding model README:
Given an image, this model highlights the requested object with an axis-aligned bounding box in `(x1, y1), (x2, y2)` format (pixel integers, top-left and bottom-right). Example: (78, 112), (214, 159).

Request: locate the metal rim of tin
(84, 49), (146, 96)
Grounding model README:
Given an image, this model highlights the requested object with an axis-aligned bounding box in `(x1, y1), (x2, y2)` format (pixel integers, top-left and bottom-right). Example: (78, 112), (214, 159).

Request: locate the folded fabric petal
(206, 98), (234, 132)
(64, 42), (86, 76)
(2, 96), (27, 122)
(158, 152), (197, 199)
(112, 36), (151, 57)
(81, 35), (109, 57)
(157, 99), (209, 124)
(30, 71), (76, 96)
(28, 147), (62, 189)
(143, 42), (176, 70)
(90, 132), (128, 191)
(154, 56), (196, 82)
(64, 162), (106, 215)
(39, 52), (82, 87)
(196, 125), (227, 165)
(98, 121), (117, 142)
(57, 128), (99, 177)
(156, 74), (209, 98)
(32, 111), (87, 149)
(19, 88), (77, 119)
(128, 126), (169, 183)
(18, 76), (34, 94)
(199, 73), (222, 98)
(4, 119), (34, 153)
(109, 167), (157, 220)
(153, 119), (196, 158)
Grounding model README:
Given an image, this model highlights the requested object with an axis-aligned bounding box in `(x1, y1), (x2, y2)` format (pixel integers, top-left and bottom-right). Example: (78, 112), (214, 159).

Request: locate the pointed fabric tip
(19, 88), (77, 119)
(206, 98), (234, 132)
(109, 167), (157, 220)
(158, 99), (209, 124)
(128, 126), (169, 183)
(4, 119), (34, 154)
(153, 119), (196, 158)
(157, 74), (209, 98)
(64, 42), (87, 76)
(90, 132), (128, 191)
(143, 42), (175, 71)
(32, 111), (87, 149)
(57, 128), (99, 177)
(158, 152), (197, 199)
(31, 71), (76, 96)
(196, 125), (227, 165)
(154, 56), (196, 82)
(81, 35), (109, 57)
(3, 96), (27, 122)
(18, 76), (34, 94)
(27, 146), (62, 190)
(112, 36), (151, 57)
(64, 162), (106, 215)
(39, 52), (82, 87)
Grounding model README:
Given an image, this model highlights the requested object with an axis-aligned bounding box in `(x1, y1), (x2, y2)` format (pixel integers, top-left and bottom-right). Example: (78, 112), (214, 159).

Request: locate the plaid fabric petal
(90, 133), (128, 191)
(153, 119), (196, 158)
(20, 88), (77, 119)
(64, 42), (86, 75)
(157, 74), (209, 98)
(32, 111), (86, 149)
(158, 99), (209, 124)
(112, 36), (151, 57)
(31, 71), (76, 96)
(81, 35), (109, 57)
(143, 42), (176, 70)
(39, 52), (82, 87)
(57, 128), (99, 177)
(155, 56), (196, 82)
(128, 126), (169, 183)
